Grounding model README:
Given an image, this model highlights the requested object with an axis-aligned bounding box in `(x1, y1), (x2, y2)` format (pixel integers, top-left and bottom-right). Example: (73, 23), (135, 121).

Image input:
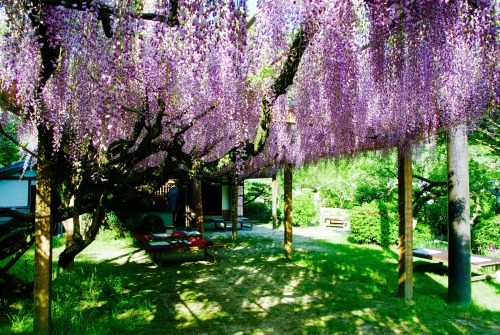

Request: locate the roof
(0, 160), (35, 178)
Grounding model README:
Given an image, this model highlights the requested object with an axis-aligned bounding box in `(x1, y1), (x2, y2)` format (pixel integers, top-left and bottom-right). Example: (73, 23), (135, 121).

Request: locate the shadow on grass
(3, 232), (500, 335)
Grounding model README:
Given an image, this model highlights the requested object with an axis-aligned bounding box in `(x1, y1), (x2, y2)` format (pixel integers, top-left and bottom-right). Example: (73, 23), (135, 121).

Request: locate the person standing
(166, 182), (180, 222)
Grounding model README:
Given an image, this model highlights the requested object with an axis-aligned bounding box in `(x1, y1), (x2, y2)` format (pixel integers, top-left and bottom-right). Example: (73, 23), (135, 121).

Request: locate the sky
(247, 0), (258, 18)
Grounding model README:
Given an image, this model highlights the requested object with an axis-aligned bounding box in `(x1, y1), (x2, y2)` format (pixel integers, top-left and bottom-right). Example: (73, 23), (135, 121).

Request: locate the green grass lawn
(1, 231), (499, 334)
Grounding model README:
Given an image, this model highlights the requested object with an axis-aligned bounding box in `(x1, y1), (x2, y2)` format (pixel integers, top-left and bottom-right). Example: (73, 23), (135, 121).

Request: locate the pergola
(1, 1), (498, 334)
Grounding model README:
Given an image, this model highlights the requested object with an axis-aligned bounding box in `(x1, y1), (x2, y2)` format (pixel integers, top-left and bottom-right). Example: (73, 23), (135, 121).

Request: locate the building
(0, 161), (36, 224)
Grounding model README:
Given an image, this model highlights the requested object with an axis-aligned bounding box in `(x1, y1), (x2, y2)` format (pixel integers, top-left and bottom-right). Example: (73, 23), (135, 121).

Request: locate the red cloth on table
(188, 237), (214, 247)
(170, 231), (187, 238)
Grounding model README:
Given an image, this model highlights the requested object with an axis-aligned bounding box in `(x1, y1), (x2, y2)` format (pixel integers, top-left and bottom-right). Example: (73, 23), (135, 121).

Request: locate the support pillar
(447, 124), (471, 305)
(231, 175), (239, 241)
(284, 163), (293, 260)
(272, 174), (277, 229)
(34, 133), (53, 335)
(397, 143), (413, 299)
(193, 179), (204, 239)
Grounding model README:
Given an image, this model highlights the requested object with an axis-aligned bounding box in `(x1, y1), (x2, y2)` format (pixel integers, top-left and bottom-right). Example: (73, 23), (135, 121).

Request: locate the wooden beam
(397, 143), (413, 299)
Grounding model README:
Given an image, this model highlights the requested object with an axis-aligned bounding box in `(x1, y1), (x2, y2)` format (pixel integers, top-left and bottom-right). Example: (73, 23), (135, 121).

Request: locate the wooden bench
(208, 218), (257, 231)
(324, 216), (347, 228)
(141, 242), (227, 266)
(413, 247), (500, 281)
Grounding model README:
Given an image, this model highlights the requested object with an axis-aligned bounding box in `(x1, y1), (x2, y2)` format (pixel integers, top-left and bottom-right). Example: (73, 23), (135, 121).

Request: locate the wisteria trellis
(0, 0), (498, 173)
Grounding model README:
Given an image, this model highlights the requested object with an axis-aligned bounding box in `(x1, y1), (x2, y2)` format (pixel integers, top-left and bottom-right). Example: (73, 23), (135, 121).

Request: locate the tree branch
(0, 122), (38, 158)
(41, 0), (180, 36)
(412, 174), (447, 217)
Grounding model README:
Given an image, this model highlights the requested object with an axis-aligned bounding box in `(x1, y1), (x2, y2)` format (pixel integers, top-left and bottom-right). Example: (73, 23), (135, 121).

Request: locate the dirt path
(204, 222), (350, 244)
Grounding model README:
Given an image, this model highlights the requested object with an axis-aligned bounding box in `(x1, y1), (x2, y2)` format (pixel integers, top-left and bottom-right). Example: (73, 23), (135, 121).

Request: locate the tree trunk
(193, 179), (204, 239)
(62, 196), (77, 270)
(34, 130), (53, 335)
(58, 193), (107, 270)
(397, 144), (413, 299)
(272, 174), (277, 229)
(284, 163), (293, 260)
(447, 124), (471, 305)
(231, 175), (239, 241)
(63, 218), (74, 269)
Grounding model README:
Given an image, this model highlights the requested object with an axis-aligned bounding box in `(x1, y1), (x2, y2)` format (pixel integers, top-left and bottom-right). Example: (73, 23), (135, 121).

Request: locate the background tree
(0, 119), (19, 166)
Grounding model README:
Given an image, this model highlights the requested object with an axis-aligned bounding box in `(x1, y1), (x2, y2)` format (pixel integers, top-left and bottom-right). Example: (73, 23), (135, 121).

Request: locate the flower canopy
(0, 0), (498, 174)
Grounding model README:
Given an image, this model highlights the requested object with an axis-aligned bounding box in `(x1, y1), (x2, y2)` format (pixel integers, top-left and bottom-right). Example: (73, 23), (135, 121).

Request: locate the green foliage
(351, 152), (399, 205)
(416, 197), (448, 239)
(99, 211), (128, 239)
(472, 215), (500, 255)
(132, 0), (143, 13)
(295, 158), (357, 209)
(412, 221), (434, 244)
(244, 179), (271, 205)
(469, 109), (500, 157)
(354, 183), (383, 205)
(0, 120), (20, 167)
(348, 200), (398, 247)
(243, 201), (272, 223)
(293, 191), (319, 227)
(321, 189), (354, 209)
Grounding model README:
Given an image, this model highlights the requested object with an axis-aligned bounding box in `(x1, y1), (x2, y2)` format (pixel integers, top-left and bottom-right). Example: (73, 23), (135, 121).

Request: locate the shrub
(472, 215), (500, 255)
(293, 191), (319, 227)
(100, 211), (128, 238)
(244, 201), (272, 223)
(323, 196), (354, 210)
(417, 197), (448, 239)
(133, 214), (164, 234)
(413, 221), (434, 244)
(354, 183), (385, 206)
(348, 200), (398, 247)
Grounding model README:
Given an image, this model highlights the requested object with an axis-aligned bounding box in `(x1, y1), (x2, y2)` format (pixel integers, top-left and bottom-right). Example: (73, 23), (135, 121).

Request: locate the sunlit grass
(1, 232), (499, 334)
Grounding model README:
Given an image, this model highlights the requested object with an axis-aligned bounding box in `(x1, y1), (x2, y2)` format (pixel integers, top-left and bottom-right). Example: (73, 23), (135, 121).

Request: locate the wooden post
(284, 163), (293, 260)
(272, 173), (277, 229)
(231, 175), (239, 241)
(34, 133), (53, 335)
(193, 179), (204, 239)
(447, 124), (471, 305)
(397, 143), (413, 299)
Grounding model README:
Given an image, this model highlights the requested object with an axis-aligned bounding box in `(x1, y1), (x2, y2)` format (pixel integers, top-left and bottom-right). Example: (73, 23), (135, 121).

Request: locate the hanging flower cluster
(248, 0), (499, 169)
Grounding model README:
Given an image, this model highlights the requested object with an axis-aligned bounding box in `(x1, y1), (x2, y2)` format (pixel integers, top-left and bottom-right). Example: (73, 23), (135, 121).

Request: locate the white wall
(221, 184), (230, 211)
(0, 180), (29, 208)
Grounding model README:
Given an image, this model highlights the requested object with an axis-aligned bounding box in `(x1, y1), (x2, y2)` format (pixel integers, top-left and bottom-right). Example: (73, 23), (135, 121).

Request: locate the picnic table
(413, 247), (500, 281)
(132, 231), (227, 265)
(208, 217), (257, 231)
